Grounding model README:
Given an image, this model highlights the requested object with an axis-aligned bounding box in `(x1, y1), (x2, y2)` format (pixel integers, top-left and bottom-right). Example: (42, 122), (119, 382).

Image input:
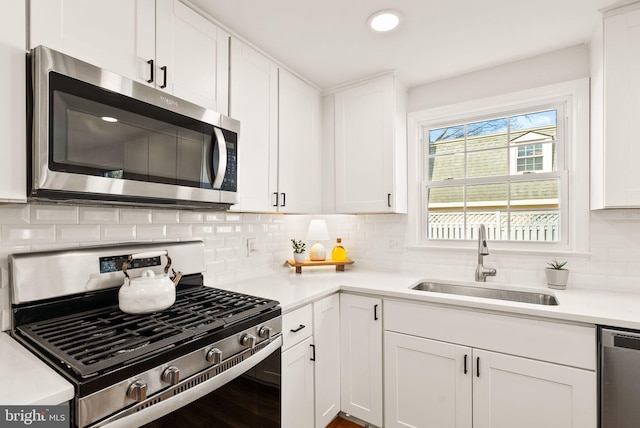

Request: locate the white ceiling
(189, 0), (626, 91)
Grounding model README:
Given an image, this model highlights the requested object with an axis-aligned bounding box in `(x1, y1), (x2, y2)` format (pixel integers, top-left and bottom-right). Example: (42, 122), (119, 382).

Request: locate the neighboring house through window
(408, 79), (589, 252)
(420, 99), (570, 243)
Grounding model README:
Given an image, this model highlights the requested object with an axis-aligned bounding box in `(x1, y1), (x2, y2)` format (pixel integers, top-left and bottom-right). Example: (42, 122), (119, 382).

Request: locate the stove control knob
(258, 326), (272, 340)
(127, 380), (147, 402)
(162, 366), (180, 385)
(240, 333), (256, 349)
(206, 348), (222, 365)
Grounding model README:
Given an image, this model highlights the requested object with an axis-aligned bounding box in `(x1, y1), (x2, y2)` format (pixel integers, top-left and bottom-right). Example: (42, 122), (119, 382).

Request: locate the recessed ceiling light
(101, 116), (118, 123)
(368, 10), (401, 32)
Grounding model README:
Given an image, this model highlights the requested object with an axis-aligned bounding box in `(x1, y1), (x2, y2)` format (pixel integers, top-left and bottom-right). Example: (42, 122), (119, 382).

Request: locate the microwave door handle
(212, 128), (227, 189)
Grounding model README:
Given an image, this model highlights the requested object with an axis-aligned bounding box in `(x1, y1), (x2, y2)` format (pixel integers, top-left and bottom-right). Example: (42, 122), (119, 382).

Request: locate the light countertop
(0, 332), (74, 405)
(213, 267), (640, 330)
(4, 265), (640, 405)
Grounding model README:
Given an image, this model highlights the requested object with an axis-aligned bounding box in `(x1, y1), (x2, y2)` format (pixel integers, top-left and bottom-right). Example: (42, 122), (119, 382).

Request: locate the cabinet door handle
(464, 354), (468, 374)
(281, 192), (286, 207)
(476, 357), (480, 377)
(290, 324), (305, 333)
(147, 59), (154, 83)
(273, 192), (279, 207)
(387, 193), (391, 207)
(310, 344), (316, 361)
(374, 304), (379, 321)
(160, 65), (168, 88)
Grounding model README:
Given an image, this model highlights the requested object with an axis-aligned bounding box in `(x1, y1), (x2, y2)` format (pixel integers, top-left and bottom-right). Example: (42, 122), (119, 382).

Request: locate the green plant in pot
(545, 259), (569, 289)
(291, 239), (306, 263)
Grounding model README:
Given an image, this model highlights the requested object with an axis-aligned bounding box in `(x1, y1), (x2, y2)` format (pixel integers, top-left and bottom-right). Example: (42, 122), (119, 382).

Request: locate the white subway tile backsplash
(203, 236), (225, 248)
(56, 225), (101, 243)
(204, 212), (225, 222)
(120, 209), (152, 224)
(224, 236), (243, 248)
(136, 225), (166, 240)
(2, 224), (55, 245)
(179, 211), (204, 223)
(0, 205), (29, 224)
(193, 225), (216, 236)
(225, 213), (242, 223)
(152, 210), (180, 224)
(215, 225), (234, 235)
(101, 225), (136, 242)
(166, 224), (193, 238)
(225, 258), (243, 271)
(79, 207), (119, 224)
(242, 214), (261, 223)
(214, 247), (235, 260)
(31, 205), (78, 224)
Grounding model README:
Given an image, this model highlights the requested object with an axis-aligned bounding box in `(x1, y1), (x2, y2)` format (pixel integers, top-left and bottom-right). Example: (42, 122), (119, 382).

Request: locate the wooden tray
(287, 258), (354, 274)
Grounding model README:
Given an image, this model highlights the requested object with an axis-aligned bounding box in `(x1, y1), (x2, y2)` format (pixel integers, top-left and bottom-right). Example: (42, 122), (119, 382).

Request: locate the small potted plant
(291, 239), (306, 263)
(545, 259), (569, 289)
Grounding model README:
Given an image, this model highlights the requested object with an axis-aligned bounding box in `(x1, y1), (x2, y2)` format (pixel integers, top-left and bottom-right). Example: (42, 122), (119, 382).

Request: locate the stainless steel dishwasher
(600, 327), (640, 427)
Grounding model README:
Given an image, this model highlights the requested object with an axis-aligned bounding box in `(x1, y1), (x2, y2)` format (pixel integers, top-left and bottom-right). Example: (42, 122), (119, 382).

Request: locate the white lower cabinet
(282, 336), (314, 428)
(384, 331), (472, 427)
(281, 294), (340, 428)
(472, 348), (596, 428)
(384, 300), (596, 428)
(340, 293), (383, 427)
(313, 294), (341, 428)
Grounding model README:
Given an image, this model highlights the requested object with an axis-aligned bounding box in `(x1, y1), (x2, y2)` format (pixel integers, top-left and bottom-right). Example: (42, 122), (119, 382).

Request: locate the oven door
(30, 45), (239, 207)
(98, 337), (281, 428)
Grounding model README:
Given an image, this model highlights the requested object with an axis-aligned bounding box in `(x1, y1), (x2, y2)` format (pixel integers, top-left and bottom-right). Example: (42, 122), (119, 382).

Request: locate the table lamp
(306, 219), (330, 261)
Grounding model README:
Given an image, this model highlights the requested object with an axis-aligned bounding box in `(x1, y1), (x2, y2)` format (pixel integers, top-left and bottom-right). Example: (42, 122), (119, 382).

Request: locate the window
(422, 105), (565, 243)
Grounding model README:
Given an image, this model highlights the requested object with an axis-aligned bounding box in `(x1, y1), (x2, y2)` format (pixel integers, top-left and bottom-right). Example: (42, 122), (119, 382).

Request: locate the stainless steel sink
(411, 281), (558, 306)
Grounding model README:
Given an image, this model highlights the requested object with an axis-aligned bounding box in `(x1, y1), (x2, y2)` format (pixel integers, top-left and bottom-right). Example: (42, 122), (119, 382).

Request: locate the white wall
(408, 44), (590, 112)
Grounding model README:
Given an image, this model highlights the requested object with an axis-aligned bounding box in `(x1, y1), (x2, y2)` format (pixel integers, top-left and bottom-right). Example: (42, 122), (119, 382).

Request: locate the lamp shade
(306, 219), (330, 261)
(306, 219), (330, 241)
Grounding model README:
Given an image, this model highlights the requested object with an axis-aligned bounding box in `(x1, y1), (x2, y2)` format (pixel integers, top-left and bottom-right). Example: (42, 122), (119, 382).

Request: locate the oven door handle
(97, 336), (282, 428)
(212, 127), (227, 189)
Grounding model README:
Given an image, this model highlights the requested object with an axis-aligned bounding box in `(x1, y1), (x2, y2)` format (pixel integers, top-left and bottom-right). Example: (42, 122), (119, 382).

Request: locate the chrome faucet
(475, 224), (497, 282)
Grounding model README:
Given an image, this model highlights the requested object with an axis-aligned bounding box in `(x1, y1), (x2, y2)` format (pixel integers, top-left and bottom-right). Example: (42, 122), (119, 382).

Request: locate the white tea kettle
(118, 250), (183, 314)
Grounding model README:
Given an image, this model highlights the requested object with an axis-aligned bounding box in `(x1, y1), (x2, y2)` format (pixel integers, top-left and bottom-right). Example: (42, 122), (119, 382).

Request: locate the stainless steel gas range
(9, 241), (282, 427)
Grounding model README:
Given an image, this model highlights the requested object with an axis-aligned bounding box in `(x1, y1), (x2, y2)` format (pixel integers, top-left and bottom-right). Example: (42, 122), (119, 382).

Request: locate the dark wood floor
(327, 416), (363, 428)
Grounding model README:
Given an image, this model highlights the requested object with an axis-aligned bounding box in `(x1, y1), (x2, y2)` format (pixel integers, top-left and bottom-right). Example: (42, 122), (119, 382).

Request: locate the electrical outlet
(246, 238), (256, 257)
(387, 238), (400, 251)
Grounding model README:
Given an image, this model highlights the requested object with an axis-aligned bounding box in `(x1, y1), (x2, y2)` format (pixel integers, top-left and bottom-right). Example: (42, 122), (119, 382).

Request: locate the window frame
(406, 79), (590, 254)
(423, 103), (566, 244)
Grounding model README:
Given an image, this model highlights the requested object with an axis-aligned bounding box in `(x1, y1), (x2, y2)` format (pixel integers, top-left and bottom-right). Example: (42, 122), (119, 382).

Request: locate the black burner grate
(16, 287), (278, 378)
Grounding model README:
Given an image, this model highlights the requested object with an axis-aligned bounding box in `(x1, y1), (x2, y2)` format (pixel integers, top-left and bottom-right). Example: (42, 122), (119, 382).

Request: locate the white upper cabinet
(30, 0), (229, 114)
(155, 0), (229, 113)
(228, 39), (279, 212)
(230, 44), (321, 214)
(29, 0), (155, 83)
(334, 73), (407, 213)
(592, 3), (640, 208)
(277, 69), (322, 213)
(0, 0), (26, 202)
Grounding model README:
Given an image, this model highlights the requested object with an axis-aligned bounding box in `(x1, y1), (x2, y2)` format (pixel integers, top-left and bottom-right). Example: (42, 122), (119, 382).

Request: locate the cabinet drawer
(384, 300), (596, 370)
(282, 304), (313, 351)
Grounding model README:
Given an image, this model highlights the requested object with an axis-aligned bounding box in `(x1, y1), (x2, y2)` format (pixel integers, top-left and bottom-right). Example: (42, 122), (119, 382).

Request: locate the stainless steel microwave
(28, 45), (239, 209)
